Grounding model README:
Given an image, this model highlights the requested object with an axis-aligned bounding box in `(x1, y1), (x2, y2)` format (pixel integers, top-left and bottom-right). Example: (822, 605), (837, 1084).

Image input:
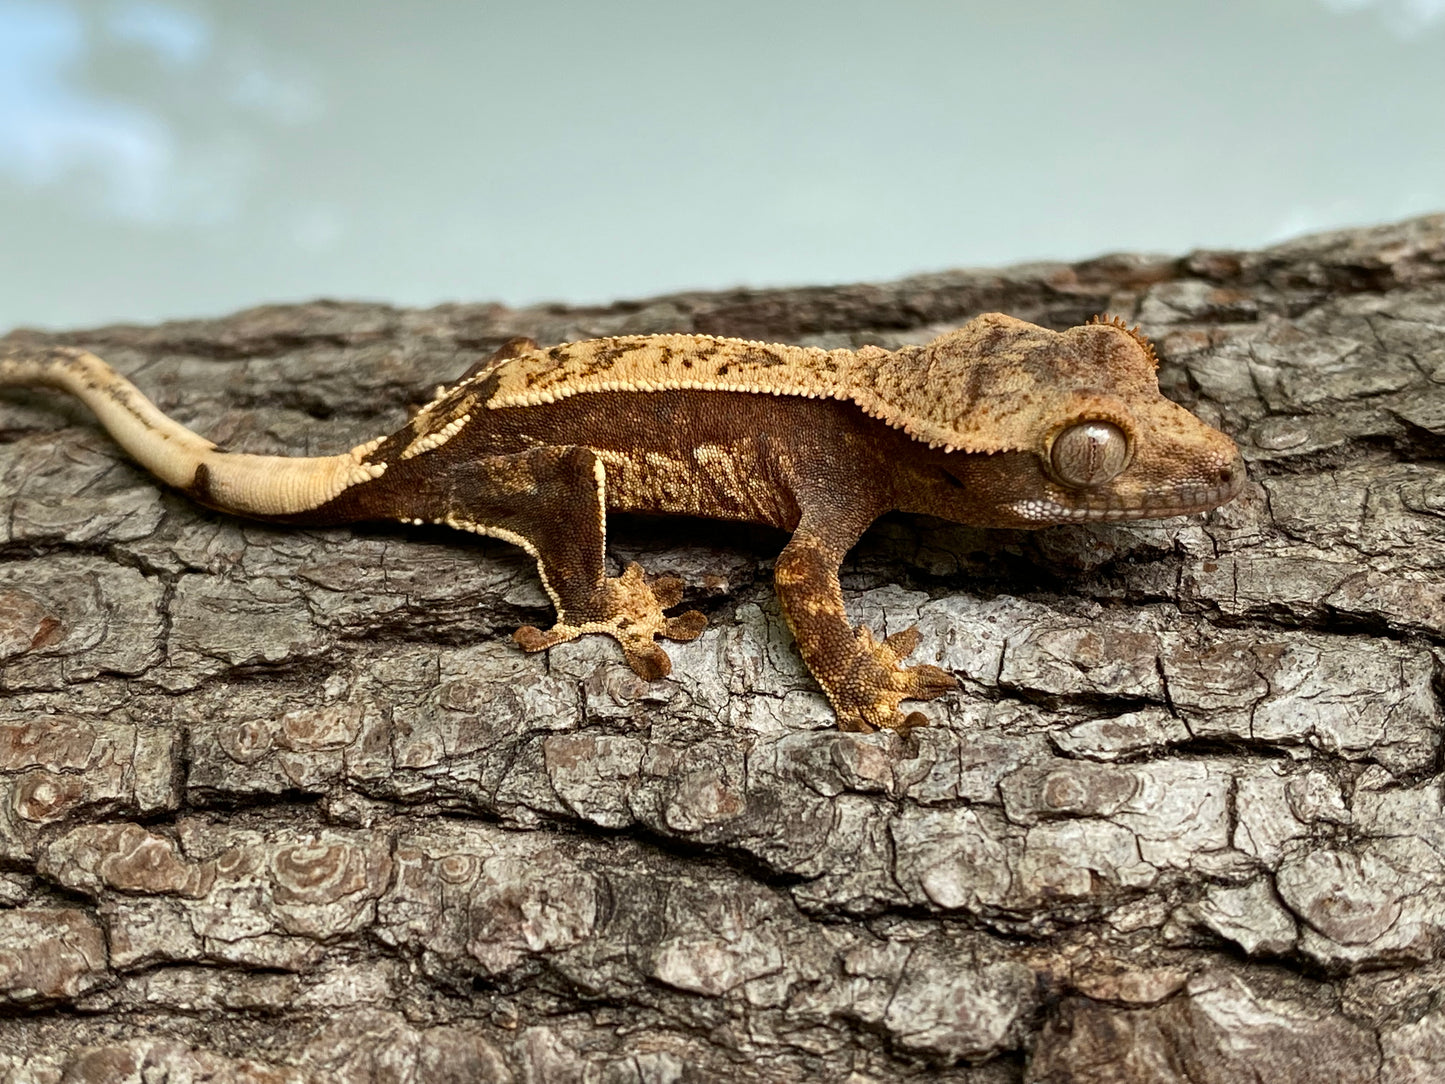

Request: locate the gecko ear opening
(1049, 420), (1130, 487)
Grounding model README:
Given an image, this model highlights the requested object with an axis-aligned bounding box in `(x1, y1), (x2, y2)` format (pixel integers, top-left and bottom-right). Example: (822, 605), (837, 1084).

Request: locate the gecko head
(905, 313), (1245, 527)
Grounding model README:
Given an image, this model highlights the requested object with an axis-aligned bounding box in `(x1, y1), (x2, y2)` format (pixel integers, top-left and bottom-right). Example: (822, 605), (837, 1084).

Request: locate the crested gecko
(0, 313), (1244, 731)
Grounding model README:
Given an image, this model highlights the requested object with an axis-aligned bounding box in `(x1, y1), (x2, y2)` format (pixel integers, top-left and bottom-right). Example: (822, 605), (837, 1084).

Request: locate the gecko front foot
(830, 626), (957, 733)
(513, 562), (707, 680)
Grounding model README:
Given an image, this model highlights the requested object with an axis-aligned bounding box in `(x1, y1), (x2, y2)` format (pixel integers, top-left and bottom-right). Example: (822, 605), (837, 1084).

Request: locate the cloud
(1316, 0), (1445, 36)
(0, 0), (322, 226)
(226, 51), (324, 125)
(0, 0), (179, 220)
(105, 0), (208, 66)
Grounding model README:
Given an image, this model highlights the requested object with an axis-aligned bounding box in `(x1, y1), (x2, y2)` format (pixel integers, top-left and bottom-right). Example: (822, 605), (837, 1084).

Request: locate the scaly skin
(0, 314), (1245, 731)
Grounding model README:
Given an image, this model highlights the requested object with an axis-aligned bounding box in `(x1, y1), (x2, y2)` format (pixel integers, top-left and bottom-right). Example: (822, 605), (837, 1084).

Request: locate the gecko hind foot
(513, 562), (707, 680)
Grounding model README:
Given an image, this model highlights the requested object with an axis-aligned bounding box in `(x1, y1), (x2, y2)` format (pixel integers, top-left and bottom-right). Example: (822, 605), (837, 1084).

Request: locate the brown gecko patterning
(0, 313), (1245, 731)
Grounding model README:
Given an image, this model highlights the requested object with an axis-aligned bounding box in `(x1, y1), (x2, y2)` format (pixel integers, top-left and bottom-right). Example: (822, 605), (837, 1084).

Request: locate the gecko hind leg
(426, 445), (705, 678)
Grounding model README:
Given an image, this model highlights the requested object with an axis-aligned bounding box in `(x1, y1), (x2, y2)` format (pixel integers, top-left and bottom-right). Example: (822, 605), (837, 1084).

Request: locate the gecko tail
(0, 346), (387, 518)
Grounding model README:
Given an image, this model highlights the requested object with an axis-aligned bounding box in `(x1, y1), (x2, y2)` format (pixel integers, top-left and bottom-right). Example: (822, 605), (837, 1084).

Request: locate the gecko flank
(0, 314), (1244, 731)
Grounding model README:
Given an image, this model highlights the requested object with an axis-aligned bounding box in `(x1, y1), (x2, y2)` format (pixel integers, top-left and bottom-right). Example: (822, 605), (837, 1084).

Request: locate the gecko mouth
(1011, 458), (1246, 523)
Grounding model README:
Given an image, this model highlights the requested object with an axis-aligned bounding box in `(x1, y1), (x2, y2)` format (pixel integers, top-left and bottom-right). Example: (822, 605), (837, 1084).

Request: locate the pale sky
(1, 0), (1443, 332)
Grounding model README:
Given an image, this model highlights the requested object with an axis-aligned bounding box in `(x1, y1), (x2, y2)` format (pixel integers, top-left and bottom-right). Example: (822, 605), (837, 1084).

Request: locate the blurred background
(1, 0), (1442, 333)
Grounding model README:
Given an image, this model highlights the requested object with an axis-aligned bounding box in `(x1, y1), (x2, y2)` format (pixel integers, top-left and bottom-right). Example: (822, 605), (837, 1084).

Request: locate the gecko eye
(1050, 421), (1129, 487)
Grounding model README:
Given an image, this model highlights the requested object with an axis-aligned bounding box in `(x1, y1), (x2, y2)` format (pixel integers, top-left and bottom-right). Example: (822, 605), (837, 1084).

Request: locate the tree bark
(0, 216), (1442, 1083)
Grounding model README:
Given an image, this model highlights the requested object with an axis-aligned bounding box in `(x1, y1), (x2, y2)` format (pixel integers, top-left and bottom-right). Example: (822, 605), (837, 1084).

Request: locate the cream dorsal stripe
(477, 327), (1084, 455)
(486, 334), (859, 405)
(0, 347), (385, 516)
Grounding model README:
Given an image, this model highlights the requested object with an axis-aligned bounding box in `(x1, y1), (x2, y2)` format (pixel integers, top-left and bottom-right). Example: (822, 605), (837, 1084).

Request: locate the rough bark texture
(0, 216), (1443, 1083)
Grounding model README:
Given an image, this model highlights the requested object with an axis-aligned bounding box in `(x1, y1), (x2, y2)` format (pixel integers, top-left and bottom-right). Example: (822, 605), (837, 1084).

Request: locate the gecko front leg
(774, 516), (956, 731)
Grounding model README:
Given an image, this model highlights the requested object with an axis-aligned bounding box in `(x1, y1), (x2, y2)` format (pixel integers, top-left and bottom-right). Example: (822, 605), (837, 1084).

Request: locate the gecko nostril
(1217, 467), (1234, 485)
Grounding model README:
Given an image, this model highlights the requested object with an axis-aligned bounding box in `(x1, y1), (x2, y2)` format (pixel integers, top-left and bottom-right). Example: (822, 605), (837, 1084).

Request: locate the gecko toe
(623, 639), (673, 680)
(662, 610), (707, 642)
(513, 625), (554, 653)
(882, 626), (922, 660)
(902, 664), (957, 700)
(648, 573), (686, 609)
